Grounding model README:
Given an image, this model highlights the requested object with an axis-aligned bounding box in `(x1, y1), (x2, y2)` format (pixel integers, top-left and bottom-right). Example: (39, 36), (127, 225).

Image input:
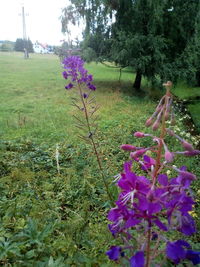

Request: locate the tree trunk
(133, 70), (142, 90)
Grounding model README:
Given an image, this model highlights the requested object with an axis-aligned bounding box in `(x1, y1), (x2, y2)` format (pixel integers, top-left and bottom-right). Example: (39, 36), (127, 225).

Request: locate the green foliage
(14, 38), (34, 53)
(82, 47), (97, 62)
(0, 41), (14, 52)
(62, 0), (200, 89)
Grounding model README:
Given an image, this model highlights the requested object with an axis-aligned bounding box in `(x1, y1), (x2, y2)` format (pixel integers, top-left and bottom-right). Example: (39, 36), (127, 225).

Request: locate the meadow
(0, 52), (199, 266)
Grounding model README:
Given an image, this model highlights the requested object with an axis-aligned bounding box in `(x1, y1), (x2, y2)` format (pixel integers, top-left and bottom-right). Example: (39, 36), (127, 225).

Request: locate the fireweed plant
(106, 81), (200, 266)
(62, 55), (113, 201)
(62, 57), (200, 266)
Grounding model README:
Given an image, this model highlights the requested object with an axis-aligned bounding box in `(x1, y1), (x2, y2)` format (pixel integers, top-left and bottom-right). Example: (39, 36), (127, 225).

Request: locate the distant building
(33, 41), (54, 54)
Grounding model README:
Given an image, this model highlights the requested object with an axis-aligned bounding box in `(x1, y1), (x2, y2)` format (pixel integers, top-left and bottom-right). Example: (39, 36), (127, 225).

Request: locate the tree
(14, 38), (34, 53)
(61, 0), (200, 90)
(160, 0), (200, 85)
(0, 41), (14, 51)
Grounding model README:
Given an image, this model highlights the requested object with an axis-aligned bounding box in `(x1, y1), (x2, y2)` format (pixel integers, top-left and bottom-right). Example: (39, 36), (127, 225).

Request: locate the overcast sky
(0, 0), (82, 45)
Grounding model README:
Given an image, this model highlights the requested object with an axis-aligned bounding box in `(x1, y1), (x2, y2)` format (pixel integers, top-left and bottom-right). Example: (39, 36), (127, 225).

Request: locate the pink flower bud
(120, 144), (137, 151)
(181, 141), (194, 152)
(130, 149), (147, 159)
(184, 150), (200, 157)
(145, 117), (153, 127)
(164, 151), (174, 163)
(134, 132), (145, 138)
(152, 120), (160, 131)
(166, 128), (174, 136)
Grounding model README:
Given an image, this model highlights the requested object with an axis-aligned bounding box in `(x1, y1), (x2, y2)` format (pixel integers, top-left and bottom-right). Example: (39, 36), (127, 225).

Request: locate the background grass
(0, 52), (199, 266)
(172, 82), (200, 133)
(0, 52), (141, 144)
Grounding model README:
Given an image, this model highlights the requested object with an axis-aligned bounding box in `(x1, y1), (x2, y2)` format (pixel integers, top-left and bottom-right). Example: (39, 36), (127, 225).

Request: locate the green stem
(145, 226), (151, 267)
(77, 83), (114, 203)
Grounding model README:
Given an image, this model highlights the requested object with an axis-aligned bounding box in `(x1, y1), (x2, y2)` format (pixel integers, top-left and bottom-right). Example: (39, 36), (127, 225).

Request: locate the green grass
(0, 52), (199, 266)
(172, 82), (200, 132)
(173, 82), (200, 99)
(188, 103), (200, 132)
(0, 52), (143, 144)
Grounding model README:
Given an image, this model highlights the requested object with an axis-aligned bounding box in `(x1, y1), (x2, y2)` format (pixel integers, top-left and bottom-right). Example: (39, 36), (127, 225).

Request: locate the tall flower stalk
(62, 55), (113, 202)
(106, 82), (200, 266)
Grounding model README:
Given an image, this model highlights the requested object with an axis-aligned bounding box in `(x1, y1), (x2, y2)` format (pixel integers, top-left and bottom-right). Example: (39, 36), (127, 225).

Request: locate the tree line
(61, 0), (200, 89)
(0, 39), (34, 53)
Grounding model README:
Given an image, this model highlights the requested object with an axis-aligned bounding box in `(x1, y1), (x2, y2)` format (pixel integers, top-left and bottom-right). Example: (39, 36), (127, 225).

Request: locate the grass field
(0, 52), (199, 266)
(0, 52), (149, 144)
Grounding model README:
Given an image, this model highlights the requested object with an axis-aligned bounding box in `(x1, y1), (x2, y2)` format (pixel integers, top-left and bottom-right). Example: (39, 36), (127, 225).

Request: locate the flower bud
(120, 144), (137, 151)
(166, 128), (174, 136)
(184, 150), (200, 157)
(134, 132), (145, 138)
(181, 141), (194, 152)
(152, 120), (160, 131)
(130, 149), (147, 159)
(165, 151), (174, 163)
(145, 117), (153, 127)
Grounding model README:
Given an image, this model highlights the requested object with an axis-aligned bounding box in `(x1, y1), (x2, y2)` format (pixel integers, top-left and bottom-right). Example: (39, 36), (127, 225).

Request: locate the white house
(33, 41), (52, 54)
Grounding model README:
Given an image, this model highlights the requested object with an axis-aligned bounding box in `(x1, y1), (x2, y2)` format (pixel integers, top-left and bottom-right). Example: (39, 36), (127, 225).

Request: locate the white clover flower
(166, 170), (171, 175)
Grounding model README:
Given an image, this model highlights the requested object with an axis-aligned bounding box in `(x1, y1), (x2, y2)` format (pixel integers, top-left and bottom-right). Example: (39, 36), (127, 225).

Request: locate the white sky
(0, 0), (83, 45)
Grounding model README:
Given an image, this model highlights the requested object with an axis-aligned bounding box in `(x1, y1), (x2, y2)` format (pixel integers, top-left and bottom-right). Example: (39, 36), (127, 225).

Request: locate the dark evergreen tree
(14, 38), (34, 53)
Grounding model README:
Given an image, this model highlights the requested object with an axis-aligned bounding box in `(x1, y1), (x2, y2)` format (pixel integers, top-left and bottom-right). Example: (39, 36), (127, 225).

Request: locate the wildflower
(106, 81), (199, 265)
(166, 240), (200, 265)
(62, 55), (96, 91)
(65, 83), (73, 90)
(106, 246), (121, 261)
(130, 251), (145, 267)
(140, 155), (156, 171)
(166, 240), (190, 264)
(62, 71), (68, 79)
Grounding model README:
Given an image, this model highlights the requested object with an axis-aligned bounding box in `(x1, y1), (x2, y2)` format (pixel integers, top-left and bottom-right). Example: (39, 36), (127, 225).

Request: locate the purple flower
(130, 251), (145, 267)
(83, 93), (88, 98)
(178, 214), (196, 236)
(65, 83), (73, 90)
(62, 71), (68, 79)
(158, 174), (168, 186)
(62, 56), (96, 91)
(141, 155), (156, 171)
(87, 82), (96, 91)
(87, 74), (93, 81)
(106, 246), (121, 261)
(166, 240), (190, 264)
(166, 240), (200, 265)
(186, 250), (200, 265)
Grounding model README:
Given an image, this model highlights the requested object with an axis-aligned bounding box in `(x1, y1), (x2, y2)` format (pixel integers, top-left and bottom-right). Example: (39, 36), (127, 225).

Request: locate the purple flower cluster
(106, 82), (200, 266)
(62, 55), (96, 92)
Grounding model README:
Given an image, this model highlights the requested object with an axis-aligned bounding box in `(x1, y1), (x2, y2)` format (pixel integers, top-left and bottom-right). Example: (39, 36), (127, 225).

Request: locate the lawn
(0, 52), (199, 266)
(172, 82), (200, 133)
